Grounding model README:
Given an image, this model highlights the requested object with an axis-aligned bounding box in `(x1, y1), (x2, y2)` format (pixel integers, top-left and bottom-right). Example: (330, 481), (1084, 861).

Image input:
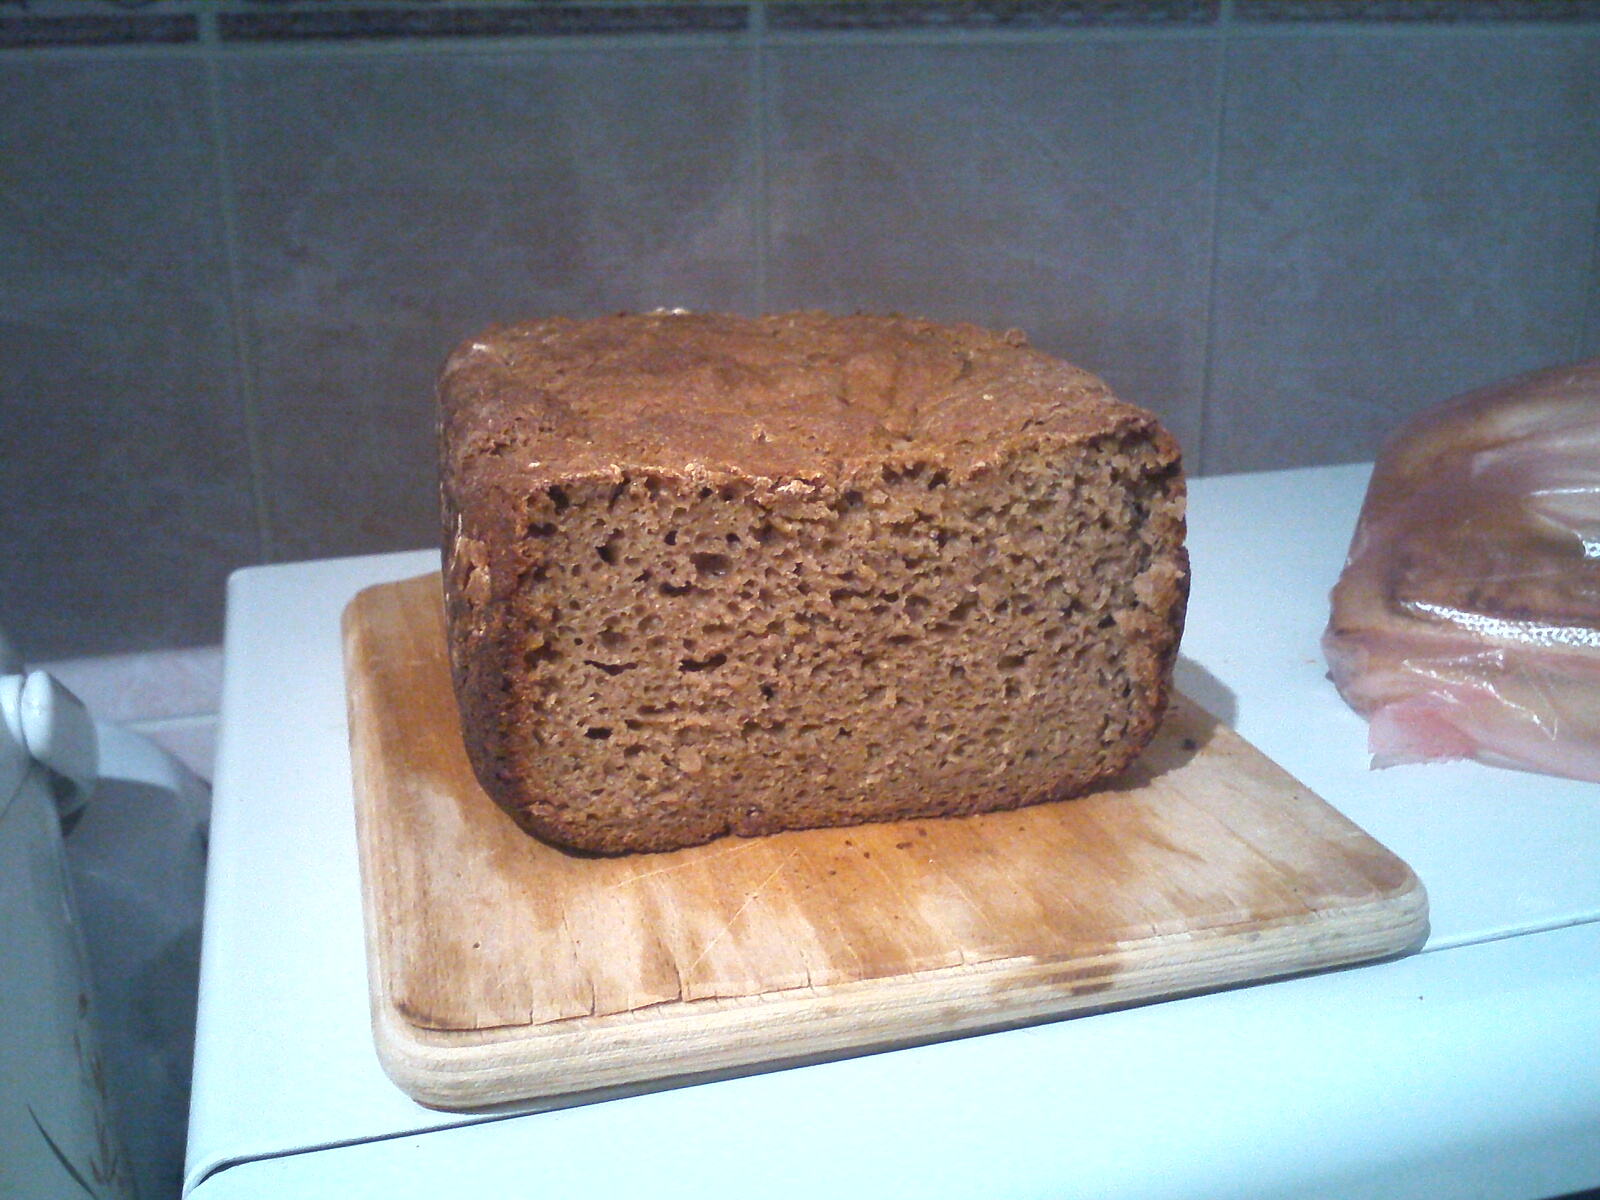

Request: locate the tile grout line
(749, 1), (770, 310)
(1579, 187), (1600, 361)
(199, 9), (276, 564)
(1193, 0), (1235, 477)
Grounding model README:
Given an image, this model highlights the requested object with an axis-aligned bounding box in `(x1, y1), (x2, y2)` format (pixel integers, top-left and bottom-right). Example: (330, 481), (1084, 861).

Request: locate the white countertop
(185, 463), (1600, 1199)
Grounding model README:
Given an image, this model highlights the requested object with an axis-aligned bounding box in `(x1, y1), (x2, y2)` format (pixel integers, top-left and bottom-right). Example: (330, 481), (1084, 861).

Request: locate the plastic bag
(1323, 358), (1600, 782)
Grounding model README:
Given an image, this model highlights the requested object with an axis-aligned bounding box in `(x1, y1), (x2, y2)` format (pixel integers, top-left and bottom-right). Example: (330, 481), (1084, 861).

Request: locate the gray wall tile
(0, 59), (255, 661)
(1206, 32), (1600, 473)
(224, 46), (760, 563)
(763, 40), (1220, 465)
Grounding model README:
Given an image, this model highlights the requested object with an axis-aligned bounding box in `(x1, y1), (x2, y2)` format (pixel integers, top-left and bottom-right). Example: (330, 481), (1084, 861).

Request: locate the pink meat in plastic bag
(1323, 358), (1600, 782)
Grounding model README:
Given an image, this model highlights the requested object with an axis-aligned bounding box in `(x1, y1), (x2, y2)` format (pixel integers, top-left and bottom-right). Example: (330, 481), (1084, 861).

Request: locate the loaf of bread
(438, 312), (1188, 854)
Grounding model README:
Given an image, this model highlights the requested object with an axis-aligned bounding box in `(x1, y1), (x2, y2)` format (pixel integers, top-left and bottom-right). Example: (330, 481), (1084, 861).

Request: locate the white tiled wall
(4, 0), (1599, 663)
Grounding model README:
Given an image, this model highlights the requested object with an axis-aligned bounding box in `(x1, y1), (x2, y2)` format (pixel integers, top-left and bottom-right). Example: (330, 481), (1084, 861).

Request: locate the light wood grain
(343, 573), (1428, 1109)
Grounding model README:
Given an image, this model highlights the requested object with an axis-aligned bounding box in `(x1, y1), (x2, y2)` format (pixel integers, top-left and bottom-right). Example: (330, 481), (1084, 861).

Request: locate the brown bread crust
(439, 312), (1188, 854)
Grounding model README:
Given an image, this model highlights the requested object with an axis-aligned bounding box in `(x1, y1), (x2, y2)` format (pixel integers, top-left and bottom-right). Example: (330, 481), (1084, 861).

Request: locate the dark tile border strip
(1237, 0), (1600, 21)
(768, 0), (1219, 31)
(4, 0), (1593, 50)
(219, 4), (748, 43)
(0, 13), (197, 48)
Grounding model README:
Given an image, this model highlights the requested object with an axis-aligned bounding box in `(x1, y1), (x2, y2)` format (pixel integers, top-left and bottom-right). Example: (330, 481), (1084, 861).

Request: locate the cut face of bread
(440, 312), (1188, 854)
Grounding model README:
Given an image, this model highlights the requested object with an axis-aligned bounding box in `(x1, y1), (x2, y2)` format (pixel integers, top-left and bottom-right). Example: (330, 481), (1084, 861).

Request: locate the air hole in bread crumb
(547, 485), (569, 511)
(585, 727), (612, 739)
(679, 653), (727, 673)
(692, 552), (731, 576)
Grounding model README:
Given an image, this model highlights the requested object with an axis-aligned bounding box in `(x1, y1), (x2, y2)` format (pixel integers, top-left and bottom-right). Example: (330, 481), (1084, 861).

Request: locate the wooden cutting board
(343, 573), (1428, 1110)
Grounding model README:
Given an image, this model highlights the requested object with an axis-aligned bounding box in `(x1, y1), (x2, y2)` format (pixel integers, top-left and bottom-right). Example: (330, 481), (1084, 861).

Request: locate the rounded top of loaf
(439, 310), (1163, 489)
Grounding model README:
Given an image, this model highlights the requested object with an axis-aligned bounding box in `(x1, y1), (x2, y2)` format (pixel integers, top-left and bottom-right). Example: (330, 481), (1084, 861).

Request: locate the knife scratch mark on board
(604, 837), (769, 892)
(680, 847), (801, 982)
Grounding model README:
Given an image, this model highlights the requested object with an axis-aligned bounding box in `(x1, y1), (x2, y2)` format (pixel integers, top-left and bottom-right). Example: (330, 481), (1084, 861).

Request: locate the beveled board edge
(371, 880), (1427, 1109)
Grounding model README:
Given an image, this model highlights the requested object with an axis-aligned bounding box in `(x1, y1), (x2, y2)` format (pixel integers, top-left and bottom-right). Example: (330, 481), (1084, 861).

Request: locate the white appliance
(2, 636), (209, 1200)
(184, 467), (1600, 1199)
